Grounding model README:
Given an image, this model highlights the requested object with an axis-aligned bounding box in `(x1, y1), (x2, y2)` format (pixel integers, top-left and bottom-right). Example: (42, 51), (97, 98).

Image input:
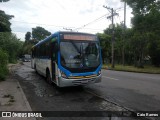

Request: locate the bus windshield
(60, 41), (100, 72)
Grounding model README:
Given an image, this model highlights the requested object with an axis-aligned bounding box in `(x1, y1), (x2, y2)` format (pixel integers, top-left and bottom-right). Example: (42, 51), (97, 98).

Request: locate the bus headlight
(60, 71), (67, 78)
(98, 70), (101, 75)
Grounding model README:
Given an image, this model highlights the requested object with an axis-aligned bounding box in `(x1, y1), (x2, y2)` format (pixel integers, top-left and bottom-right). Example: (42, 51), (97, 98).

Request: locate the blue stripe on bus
(58, 48), (102, 77)
(58, 64), (102, 77)
(34, 31), (102, 78)
(57, 35), (102, 77)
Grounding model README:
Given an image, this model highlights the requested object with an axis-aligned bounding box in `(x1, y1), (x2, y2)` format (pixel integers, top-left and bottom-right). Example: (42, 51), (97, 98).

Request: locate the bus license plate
(81, 80), (88, 83)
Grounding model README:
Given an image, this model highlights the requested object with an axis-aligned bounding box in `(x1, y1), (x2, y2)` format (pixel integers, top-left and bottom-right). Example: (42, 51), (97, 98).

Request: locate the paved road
(86, 70), (160, 111)
(15, 62), (139, 120)
(14, 62), (160, 120)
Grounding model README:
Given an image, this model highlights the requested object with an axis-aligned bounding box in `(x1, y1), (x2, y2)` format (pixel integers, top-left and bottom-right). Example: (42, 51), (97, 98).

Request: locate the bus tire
(35, 65), (38, 73)
(46, 70), (52, 84)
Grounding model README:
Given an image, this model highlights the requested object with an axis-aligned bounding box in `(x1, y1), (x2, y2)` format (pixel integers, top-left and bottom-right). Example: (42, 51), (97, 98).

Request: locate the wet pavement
(86, 70), (160, 112)
(13, 62), (155, 120)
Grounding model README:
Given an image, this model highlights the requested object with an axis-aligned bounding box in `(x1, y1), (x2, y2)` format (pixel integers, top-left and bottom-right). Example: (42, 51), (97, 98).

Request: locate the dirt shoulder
(0, 63), (34, 119)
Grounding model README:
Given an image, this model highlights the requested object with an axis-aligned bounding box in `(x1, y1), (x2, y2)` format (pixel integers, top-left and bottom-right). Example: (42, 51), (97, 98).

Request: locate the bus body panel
(58, 74), (101, 87)
(34, 58), (51, 77)
(31, 31), (102, 87)
(31, 59), (35, 69)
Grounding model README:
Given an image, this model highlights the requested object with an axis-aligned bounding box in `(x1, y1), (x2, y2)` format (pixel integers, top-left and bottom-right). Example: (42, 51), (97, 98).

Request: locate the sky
(0, 0), (133, 41)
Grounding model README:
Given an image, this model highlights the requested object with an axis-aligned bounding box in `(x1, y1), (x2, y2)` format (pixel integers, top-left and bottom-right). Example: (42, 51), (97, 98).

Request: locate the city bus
(31, 31), (102, 87)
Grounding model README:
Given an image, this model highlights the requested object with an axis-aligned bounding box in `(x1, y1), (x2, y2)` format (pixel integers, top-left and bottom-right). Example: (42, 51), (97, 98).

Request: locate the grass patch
(4, 102), (12, 106)
(9, 99), (15, 102)
(103, 64), (160, 74)
(3, 94), (11, 98)
(3, 94), (15, 103)
(0, 66), (9, 81)
(0, 49), (9, 81)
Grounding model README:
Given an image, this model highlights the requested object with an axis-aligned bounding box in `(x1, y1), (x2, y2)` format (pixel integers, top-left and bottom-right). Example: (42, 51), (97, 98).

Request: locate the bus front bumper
(58, 74), (101, 87)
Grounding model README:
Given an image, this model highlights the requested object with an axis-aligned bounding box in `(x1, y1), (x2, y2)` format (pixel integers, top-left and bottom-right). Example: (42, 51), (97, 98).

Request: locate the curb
(16, 80), (37, 120)
(16, 81), (32, 111)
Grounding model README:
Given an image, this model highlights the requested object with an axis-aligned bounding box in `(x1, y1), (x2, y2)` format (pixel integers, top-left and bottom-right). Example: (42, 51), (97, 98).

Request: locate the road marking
(102, 76), (119, 81)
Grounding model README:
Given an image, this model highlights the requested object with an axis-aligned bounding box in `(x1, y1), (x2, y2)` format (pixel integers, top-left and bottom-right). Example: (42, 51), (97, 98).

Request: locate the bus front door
(51, 41), (57, 83)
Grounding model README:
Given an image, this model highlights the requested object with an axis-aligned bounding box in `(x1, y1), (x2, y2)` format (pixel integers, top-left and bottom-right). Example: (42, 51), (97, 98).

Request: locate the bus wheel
(46, 71), (52, 84)
(35, 65), (38, 73)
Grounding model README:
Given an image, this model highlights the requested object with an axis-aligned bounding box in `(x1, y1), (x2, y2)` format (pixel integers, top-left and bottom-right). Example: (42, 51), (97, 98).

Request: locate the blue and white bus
(31, 31), (102, 87)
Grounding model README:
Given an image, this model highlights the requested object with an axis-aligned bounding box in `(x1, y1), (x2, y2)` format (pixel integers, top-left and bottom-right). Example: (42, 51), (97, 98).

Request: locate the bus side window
(52, 42), (56, 61)
(46, 41), (50, 58)
(31, 49), (34, 58)
(52, 41), (58, 61)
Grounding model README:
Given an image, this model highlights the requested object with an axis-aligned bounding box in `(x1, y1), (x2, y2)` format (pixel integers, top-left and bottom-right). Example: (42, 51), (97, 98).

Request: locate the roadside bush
(0, 49), (8, 81)
(0, 32), (23, 63)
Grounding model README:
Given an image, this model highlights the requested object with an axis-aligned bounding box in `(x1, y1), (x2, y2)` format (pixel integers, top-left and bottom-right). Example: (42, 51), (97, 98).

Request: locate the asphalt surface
(14, 62), (160, 120)
(86, 69), (160, 111)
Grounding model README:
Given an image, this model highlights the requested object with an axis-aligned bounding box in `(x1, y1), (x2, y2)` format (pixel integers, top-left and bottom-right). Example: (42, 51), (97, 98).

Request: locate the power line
(11, 20), (105, 32)
(80, 27), (103, 31)
(116, 6), (130, 12)
(115, 7), (124, 11)
(11, 20), (75, 29)
(11, 28), (105, 34)
(74, 13), (110, 31)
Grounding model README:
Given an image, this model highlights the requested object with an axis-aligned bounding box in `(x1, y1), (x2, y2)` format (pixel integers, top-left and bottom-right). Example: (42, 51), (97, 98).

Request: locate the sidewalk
(0, 64), (35, 120)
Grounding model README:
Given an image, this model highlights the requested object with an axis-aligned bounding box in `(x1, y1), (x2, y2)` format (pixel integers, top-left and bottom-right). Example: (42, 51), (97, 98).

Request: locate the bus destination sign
(63, 34), (97, 41)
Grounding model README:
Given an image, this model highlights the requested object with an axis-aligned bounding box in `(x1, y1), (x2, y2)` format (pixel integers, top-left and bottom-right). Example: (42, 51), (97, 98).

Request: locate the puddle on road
(15, 66), (36, 81)
(31, 80), (51, 97)
(15, 64), (49, 97)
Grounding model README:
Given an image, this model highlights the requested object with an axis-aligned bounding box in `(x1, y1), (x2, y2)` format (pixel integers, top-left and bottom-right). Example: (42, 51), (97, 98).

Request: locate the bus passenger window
(52, 53), (56, 61)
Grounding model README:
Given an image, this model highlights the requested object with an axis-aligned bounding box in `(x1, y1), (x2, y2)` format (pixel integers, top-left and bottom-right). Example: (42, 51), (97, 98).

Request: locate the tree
(0, 33), (23, 63)
(0, 0), (10, 2)
(97, 33), (111, 64)
(123, 28), (135, 65)
(25, 32), (31, 42)
(0, 48), (8, 80)
(147, 32), (160, 67)
(0, 10), (14, 32)
(121, 0), (160, 67)
(102, 24), (127, 65)
(32, 26), (51, 41)
(113, 24), (124, 64)
(122, 0), (159, 15)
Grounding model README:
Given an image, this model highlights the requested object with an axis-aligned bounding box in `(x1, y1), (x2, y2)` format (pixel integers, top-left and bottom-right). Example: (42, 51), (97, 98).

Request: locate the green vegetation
(0, 10), (13, 32)
(0, 49), (8, 81)
(3, 94), (15, 104)
(32, 26), (51, 41)
(0, 1), (23, 80)
(98, 0), (160, 69)
(0, 0), (10, 2)
(0, 33), (23, 81)
(22, 26), (51, 55)
(3, 94), (12, 98)
(0, 0), (160, 82)
(103, 64), (160, 74)
(0, 33), (23, 63)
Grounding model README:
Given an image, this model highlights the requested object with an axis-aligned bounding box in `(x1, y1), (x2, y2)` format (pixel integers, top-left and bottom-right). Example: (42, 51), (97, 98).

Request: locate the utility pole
(122, 1), (126, 66)
(103, 6), (118, 68)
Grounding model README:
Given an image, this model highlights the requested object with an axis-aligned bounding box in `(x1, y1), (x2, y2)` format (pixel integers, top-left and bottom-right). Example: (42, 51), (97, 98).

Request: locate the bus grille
(72, 78), (96, 86)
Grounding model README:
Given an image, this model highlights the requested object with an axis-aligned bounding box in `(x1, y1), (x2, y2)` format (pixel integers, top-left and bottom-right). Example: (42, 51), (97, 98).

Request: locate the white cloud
(0, 0), (133, 41)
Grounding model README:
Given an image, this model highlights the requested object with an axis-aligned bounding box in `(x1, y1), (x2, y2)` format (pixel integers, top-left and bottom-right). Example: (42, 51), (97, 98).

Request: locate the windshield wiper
(70, 41), (81, 54)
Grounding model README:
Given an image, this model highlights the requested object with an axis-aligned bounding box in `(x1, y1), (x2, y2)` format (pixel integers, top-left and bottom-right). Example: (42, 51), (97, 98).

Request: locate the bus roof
(32, 31), (97, 48)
